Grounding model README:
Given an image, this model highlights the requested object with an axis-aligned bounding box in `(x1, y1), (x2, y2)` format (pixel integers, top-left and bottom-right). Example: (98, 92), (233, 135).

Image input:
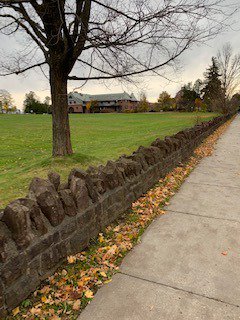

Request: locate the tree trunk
(50, 68), (73, 156)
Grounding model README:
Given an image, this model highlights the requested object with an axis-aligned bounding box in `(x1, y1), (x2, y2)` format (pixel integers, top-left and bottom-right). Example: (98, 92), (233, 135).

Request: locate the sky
(0, 2), (240, 110)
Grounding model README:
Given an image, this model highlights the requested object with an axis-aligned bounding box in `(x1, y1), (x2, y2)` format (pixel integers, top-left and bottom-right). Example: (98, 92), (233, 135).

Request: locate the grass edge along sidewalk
(8, 117), (235, 320)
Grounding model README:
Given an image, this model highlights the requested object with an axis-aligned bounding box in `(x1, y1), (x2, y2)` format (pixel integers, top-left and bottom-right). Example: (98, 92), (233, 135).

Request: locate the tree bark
(50, 67), (73, 156)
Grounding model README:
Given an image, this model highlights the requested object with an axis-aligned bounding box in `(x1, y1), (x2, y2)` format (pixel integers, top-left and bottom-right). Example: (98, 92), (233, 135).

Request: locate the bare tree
(0, 0), (235, 156)
(217, 42), (240, 107)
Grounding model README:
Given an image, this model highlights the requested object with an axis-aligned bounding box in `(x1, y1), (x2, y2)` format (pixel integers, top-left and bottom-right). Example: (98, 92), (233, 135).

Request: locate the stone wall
(0, 114), (233, 316)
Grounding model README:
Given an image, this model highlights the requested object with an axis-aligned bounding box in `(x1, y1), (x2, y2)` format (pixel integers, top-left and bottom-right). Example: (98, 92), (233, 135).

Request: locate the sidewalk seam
(165, 209), (240, 223)
(185, 181), (240, 190)
(119, 272), (240, 309)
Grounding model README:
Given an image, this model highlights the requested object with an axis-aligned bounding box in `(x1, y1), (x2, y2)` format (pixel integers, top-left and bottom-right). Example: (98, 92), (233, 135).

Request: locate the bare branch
(217, 42), (240, 99)
(72, 0), (91, 61)
(0, 0), (30, 3)
(0, 61), (47, 76)
(69, 41), (190, 81)
(0, 13), (48, 56)
(92, 0), (139, 22)
(0, 0), (237, 84)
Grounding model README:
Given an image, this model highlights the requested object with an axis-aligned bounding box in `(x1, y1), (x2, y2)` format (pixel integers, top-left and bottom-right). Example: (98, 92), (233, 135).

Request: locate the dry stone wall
(0, 113), (233, 316)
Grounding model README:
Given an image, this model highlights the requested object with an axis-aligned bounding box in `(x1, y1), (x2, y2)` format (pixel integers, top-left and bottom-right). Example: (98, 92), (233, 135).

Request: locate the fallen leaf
(67, 255), (77, 264)
(221, 251), (228, 256)
(48, 308), (55, 315)
(99, 233), (104, 243)
(62, 269), (68, 276)
(85, 290), (94, 299)
(40, 286), (51, 295)
(41, 296), (48, 303)
(73, 299), (81, 310)
(100, 271), (107, 278)
(104, 279), (112, 284)
(77, 280), (84, 287)
(12, 307), (20, 316)
(30, 307), (42, 315)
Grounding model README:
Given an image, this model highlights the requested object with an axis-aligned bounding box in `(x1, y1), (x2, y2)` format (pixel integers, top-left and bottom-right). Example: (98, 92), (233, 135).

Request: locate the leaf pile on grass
(9, 118), (234, 320)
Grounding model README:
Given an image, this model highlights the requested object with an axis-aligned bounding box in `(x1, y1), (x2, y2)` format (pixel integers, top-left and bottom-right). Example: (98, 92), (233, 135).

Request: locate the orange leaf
(73, 299), (81, 310)
(221, 251), (228, 256)
(85, 290), (94, 299)
(67, 255), (77, 264)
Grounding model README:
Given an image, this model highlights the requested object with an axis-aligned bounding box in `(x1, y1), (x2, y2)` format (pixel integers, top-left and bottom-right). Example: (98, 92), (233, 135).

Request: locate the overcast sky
(0, 3), (239, 110)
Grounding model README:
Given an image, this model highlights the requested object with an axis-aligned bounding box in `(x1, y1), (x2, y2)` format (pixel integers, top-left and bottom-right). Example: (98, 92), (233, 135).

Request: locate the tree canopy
(175, 83), (200, 112)
(0, 89), (15, 112)
(158, 91), (175, 111)
(24, 91), (50, 114)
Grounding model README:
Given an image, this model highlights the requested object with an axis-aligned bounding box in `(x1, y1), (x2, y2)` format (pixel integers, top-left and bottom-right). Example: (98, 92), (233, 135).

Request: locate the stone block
(77, 208), (99, 238)
(48, 171), (60, 190)
(1, 253), (27, 286)
(97, 161), (125, 191)
(69, 230), (90, 254)
(0, 235), (7, 263)
(27, 231), (60, 260)
(69, 176), (92, 212)
(0, 307), (7, 319)
(59, 218), (77, 240)
(3, 203), (31, 249)
(59, 189), (77, 216)
(116, 157), (141, 180)
(0, 280), (4, 307)
(29, 178), (65, 227)
(5, 271), (40, 310)
(51, 241), (69, 265)
(69, 168), (99, 202)
(2, 198), (47, 249)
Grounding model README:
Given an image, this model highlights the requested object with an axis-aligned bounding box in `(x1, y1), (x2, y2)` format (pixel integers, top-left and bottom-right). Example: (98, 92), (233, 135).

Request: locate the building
(68, 91), (138, 113)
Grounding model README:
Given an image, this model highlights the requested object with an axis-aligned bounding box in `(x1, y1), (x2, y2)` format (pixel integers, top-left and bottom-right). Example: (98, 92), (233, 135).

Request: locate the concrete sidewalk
(78, 117), (240, 320)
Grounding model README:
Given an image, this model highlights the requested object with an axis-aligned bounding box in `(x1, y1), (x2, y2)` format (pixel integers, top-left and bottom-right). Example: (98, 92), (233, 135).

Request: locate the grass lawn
(0, 112), (217, 207)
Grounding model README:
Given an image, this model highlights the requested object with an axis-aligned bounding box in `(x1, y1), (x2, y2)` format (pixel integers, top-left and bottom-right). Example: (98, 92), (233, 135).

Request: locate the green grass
(0, 112), (217, 207)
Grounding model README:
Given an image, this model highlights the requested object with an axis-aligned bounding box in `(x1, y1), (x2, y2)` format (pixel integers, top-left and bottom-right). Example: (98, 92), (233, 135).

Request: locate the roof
(68, 92), (86, 104)
(68, 91), (138, 102)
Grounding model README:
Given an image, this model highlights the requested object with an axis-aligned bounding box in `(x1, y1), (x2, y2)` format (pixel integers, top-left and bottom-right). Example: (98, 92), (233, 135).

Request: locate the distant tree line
(0, 89), (51, 114)
(2, 43), (240, 116)
(24, 92), (51, 114)
(135, 43), (240, 114)
(159, 43), (240, 114)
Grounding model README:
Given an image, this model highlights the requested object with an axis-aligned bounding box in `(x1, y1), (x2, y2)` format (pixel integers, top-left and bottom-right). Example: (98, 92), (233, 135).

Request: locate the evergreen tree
(202, 57), (223, 111)
(24, 91), (50, 114)
(193, 79), (204, 97)
(175, 83), (199, 112)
